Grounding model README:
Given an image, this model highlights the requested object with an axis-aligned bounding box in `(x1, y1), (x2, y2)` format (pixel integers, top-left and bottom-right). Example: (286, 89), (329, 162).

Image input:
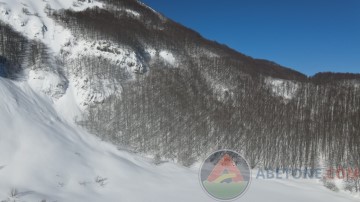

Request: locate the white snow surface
(0, 0), (102, 53)
(62, 39), (145, 75)
(124, 8), (140, 18)
(27, 69), (67, 99)
(265, 77), (299, 100)
(159, 50), (176, 65)
(60, 39), (143, 113)
(145, 48), (157, 58)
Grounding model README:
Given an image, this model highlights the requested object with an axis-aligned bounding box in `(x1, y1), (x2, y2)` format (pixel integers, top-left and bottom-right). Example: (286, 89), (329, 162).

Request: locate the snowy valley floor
(0, 77), (359, 202)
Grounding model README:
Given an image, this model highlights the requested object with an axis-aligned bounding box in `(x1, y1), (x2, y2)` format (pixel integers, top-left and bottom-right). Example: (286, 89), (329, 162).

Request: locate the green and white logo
(199, 150), (251, 201)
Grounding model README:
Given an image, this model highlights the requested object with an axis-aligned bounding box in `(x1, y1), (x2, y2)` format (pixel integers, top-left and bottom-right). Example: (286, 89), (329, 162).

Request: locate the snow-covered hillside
(0, 77), (358, 202)
(0, 77), (206, 202)
(0, 0), (102, 53)
(0, 0), (148, 115)
(1, 0), (360, 201)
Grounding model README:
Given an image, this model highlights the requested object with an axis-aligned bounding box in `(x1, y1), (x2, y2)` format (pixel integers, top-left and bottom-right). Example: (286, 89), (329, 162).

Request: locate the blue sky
(141, 0), (360, 76)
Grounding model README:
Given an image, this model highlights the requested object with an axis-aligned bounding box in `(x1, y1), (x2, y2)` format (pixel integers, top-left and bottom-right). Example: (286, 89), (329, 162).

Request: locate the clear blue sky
(141, 0), (360, 76)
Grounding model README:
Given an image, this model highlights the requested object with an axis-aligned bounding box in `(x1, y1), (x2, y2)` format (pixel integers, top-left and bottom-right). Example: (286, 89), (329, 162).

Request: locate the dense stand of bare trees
(79, 60), (360, 168)
(0, 22), (53, 78)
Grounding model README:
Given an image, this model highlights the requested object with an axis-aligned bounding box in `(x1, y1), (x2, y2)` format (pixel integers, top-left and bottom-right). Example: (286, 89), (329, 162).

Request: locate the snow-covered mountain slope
(1, 0), (360, 201)
(0, 76), (358, 202)
(0, 0), (146, 113)
(0, 0), (102, 53)
(0, 77), (204, 202)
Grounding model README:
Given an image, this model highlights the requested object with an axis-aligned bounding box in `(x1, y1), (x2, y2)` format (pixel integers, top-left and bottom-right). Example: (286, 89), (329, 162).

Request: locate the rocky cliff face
(1, 0), (359, 169)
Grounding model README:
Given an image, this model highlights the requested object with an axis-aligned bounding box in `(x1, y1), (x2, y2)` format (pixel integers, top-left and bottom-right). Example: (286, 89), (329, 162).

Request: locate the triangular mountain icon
(207, 154), (244, 183)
